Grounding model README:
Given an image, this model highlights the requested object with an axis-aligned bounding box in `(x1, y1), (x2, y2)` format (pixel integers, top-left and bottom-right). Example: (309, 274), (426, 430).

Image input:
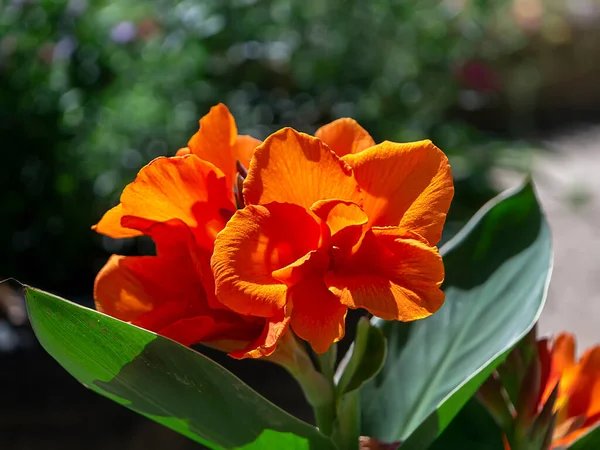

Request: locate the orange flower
(93, 104), (278, 358)
(211, 119), (454, 354)
(537, 333), (600, 447)
(175, 103), (260, 202)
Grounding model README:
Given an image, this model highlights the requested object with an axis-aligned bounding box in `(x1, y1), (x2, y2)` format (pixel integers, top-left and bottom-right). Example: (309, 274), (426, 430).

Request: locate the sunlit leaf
(360, 181), (552, 449)
(22, 285), (335, 450)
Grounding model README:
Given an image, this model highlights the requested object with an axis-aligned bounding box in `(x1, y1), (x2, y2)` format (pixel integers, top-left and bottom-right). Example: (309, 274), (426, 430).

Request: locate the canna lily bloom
(175, 103), (260, 203)
(536, 333), (600, 447)
(211, 119), (454, 354)
(92, 104), (281, 358)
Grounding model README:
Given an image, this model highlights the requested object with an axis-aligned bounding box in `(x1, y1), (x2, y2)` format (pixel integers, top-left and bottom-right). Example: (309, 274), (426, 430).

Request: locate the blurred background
(2, 0), (600, 448)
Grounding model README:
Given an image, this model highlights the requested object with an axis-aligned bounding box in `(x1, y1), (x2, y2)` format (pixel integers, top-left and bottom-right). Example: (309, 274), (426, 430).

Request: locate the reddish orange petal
(94, 221), (204, 326)
(159, 315), (262, 348)
(187, 103), (237, 195)
(115, 155), (234, 252)
(289, 276), (347, 354)
(93, 203), (143, 239)
(565, 346), (600, 418)
(542, 333), (577, 408)
(234, 134), (262, 170)
(315, 118), (375, 157)
(230, 311), (291, 359)
(95, 254), (159, 323)
(325, 227), (445, 321)
(176, 147), (190, 156)
(243, 128), (362, 209)
(212, 202), (323, 318)
(342, 140), (453, 245)
(94, 222), (260, 347)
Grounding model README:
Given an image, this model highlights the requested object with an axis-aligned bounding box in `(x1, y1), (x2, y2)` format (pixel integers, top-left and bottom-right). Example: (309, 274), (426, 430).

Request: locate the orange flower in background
(537, 333), (600, 447)
(93, 104), (277, 358)
(211, 120), (454, 354)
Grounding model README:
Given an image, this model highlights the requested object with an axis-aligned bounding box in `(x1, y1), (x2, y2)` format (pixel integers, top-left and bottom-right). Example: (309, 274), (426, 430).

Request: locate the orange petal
(176, 147), (190, 156)
(315, 118), (375, 157)
(116, 155), (234, 252)
(94, 222), (260, 347)
(159, 315), (263, 347)
(212, 202), (323, 318)
(325, 227), (445, 321)
(230, 311), (291, 359)
(565, 346), (600, 419)
(272, 249), (329, 287)
(94, 222), (205, 328)
(542, 333), (577, 407)
(187, 103), (238, 195)
(311, 199), (368, 257)
(93, 203), (143, 239)
(234, 134), (262, 170)
(243, 128), (362, 209)
(553, 333), (577, 374)
(342, 140), (453, 245)
(289, 276), (347, 354)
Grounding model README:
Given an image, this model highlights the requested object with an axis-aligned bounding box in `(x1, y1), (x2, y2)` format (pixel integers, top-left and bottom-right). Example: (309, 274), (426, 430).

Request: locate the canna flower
(211, 119), (454, 354)
(537, 333), (600, 447)
(93, 104), (279, 358)
(499, 333), (600, 450)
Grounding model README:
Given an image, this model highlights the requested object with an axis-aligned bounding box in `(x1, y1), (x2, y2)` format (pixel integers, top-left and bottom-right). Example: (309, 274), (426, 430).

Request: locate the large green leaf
(428, 397), (504, 450)
(360, 181), (552, 448)
(22, 285), (335, 450)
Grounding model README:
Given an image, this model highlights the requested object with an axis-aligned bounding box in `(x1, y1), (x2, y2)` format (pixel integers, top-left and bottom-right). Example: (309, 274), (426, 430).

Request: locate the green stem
(314, 345), (338, 436)
(268, 335), (337, 436)
(318, 345), (337, 382)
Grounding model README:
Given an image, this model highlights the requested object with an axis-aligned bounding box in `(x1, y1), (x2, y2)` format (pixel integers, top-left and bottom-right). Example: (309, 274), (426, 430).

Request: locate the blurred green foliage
(1, 0), (527, 293)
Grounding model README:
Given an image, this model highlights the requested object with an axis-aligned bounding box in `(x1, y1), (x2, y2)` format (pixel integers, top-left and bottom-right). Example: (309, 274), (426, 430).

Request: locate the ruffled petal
(230, 311), (291, 359)
(289, 276), (347, 354)
(94, 222), (260, 347)
(315, 118), (375, 157)
(342, 140), (453, 245)
(243, 128), (362, 209)
(212, 202), (323, 318)
(102, 155), (234, 252)
(311, 199), (368, 257)
(325, 227), (445, 321)
(187, 103), (238, 195)
(271, 250), (329, 288)
(94, 221), (205, 329)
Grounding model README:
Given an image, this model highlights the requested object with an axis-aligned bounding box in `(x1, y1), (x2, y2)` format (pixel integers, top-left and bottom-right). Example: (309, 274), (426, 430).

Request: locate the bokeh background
(2, 0), (600, 448)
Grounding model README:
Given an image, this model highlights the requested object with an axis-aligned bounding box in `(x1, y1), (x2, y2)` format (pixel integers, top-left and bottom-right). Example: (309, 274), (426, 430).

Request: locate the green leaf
(566, 425), (600, 450)
(335, 317), (387, 396)
(360, 181), (552, 448)
(428, 397), (504, 450)
(22, 285), (336, 450)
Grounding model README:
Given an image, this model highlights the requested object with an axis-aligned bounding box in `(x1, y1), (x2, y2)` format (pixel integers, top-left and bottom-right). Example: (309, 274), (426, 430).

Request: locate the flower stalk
(268, 334), (338, 436)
